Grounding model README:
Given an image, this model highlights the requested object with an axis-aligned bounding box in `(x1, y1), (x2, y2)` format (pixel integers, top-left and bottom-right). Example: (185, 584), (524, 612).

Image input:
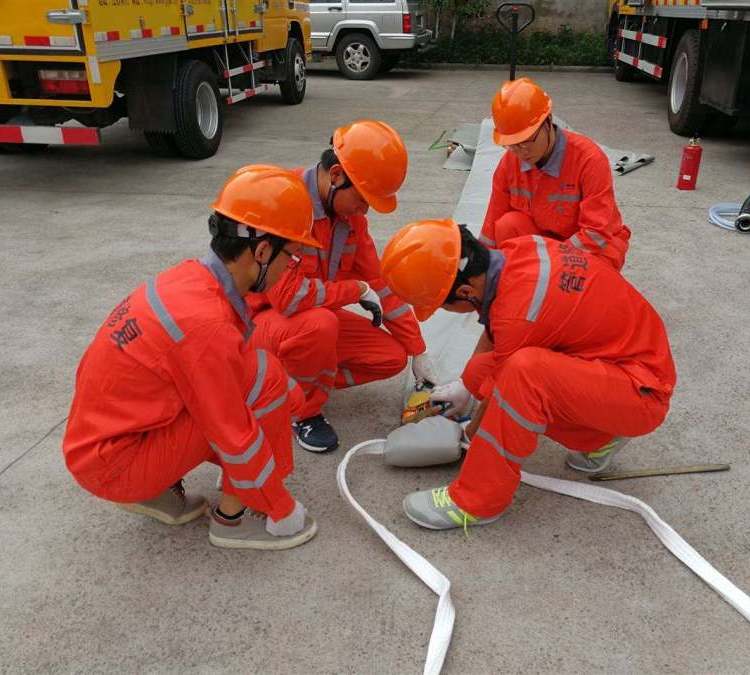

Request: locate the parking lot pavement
(1, 68), (749, 672)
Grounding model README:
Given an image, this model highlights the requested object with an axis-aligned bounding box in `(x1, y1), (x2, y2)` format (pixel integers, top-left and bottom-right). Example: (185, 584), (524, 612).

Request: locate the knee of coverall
(493, 211), (538, 244)
(461, 351), (496, 399)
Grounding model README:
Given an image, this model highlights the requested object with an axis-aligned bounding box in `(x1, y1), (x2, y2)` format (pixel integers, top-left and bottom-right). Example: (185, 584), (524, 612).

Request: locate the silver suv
(310, 0), (432, 79)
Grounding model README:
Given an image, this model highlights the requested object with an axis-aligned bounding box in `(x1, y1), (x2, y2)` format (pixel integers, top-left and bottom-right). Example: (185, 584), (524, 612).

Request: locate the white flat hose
(338, 440), (750, 675)
(336, 439), (455, 675)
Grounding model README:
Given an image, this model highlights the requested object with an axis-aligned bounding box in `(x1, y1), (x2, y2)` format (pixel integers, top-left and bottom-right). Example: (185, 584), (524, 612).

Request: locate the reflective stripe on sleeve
(146, 277), (184, 342)
(509, 187), (533, 199)
(283, 278), (311, 316)
(493, 389), (547, 433)
(314, 278), (326, 306)
(478, 234), (496, 247)
(585, 229), (607, 249)
(287, 377), (297, 391)
(475, 428), (526, 464)
(246, 350), (268, 407)
(212, 428), (265, 465)
(384, 304), (410, 321)
(376, 287), (393, 299)
(227, 456), (276, 489)
(341, 368), (355, 386)
(547, 193), (581, 203)
(254, 392), (288, 419)
(526, 236), (550, 322)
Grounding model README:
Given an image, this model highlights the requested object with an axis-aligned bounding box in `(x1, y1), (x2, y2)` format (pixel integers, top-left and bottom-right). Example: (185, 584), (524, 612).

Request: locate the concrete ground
(1, 65), (749, 673)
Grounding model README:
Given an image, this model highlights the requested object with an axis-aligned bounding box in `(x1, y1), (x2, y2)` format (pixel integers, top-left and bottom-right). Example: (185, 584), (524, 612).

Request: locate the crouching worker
(62, 166), (322, 550)
(380, 220), (676, 531)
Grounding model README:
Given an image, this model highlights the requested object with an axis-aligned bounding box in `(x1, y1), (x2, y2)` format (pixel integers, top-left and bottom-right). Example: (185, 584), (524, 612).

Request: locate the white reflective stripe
(547, 194), (581, 203)
(376, 287), (393, 299)
(475, 428), (526, 464)
(283, 278), (311, 316)
(212, 429), (265, 465)
(478, 234), (496, 247)
(287, 377), (297, 391)
(384, 304), (410, 321)
(526, 236), (550, 322)
(492, 389), (546, 433)
(320, 369), (337, 379)
(294, 375), (317, 383)
(509, 187), (533, 199)
(228, 456), (276, 490)
(337, 439), (455, 675)
(569, 234), (585, 250)
(341, 368), (355, 386)
(246, 350), (268, 407)
(145, 277), (184, 342)
(254, 392), (287, 419)
(314, 278), (326, 306)
(586, 229), (607, 249)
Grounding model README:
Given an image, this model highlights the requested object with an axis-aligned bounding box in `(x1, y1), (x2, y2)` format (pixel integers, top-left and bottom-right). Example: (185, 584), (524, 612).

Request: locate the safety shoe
(565, 437), (631, 474)
(292, 414), (339, 453)
(403, 486), (502, 531)
(208, 509), (318, 550)
(117, 480), (207, 525)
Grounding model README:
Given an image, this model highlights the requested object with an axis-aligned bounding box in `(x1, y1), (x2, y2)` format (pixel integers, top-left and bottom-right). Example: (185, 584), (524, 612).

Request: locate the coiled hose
(708, 194), (750, 233)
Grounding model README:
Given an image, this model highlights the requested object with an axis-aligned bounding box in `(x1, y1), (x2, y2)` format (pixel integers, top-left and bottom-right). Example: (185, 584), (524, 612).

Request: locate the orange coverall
(63, 250), (303, 521)
(247, 165), (426, 419)
(449, 236), (676, 517)
(481, 128), (631, 270)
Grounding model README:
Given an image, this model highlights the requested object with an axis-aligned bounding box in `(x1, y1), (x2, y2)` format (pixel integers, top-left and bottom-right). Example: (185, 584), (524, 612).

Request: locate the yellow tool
(401, 382), (449, 425)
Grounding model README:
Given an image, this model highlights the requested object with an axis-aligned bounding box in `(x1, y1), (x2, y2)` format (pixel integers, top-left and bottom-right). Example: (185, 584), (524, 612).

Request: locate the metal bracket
(47, 9), (87, 25)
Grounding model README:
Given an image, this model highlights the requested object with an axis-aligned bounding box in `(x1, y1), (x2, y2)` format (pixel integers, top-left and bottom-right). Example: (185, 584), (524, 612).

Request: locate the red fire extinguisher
(676, 135), (703, 190)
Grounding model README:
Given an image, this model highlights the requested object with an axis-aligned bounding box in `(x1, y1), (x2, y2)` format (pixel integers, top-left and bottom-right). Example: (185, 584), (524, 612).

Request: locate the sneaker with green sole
(208, 509), (318, 550)
(117, 480), (207, 525)
(403, 486), (502, 531)
(565, 437), (630, 474)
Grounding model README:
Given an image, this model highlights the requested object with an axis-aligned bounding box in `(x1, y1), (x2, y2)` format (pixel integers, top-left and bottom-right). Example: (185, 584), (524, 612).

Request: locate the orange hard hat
(212, 164), (321, 248)
(380, 218), (461, 321)
(332, 119), (408, 214)
(491, 77), (552, 145)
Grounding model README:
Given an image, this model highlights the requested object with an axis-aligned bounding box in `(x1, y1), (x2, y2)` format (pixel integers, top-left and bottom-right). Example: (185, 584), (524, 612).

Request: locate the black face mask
(249, 236), (286, 293)
(325, 170), (353, 217)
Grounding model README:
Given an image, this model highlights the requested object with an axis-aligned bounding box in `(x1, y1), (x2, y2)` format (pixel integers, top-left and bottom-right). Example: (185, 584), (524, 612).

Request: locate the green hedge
(404, 26), (609, 67)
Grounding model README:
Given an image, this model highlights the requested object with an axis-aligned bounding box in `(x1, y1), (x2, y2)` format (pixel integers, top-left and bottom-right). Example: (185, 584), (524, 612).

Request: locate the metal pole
(510, 7), (518, 80)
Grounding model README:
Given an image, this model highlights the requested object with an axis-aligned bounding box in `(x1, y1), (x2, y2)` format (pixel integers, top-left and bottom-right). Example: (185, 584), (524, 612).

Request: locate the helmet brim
(357, 185), (397, 214)
(493, 114), (548, 146)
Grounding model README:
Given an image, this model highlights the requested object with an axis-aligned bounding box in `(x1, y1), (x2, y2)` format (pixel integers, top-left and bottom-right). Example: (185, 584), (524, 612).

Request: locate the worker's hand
(412, 351), (439, 387)
(358, 282), (383, 327)
(266, 500), (306, 537)
(430, 379), (471, 418)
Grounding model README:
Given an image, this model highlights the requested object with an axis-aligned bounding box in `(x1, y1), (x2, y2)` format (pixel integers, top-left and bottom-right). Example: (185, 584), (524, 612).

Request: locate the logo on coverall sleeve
(557, 243), (588, 294)
(106, 296), (144, 350)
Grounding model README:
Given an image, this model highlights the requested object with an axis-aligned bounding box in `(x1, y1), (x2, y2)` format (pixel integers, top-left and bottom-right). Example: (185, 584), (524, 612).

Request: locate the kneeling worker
(380, 220), (676, 531)
(63, 166), (321, 550)
(248, 120), (437, 453)
(482, 77), (630, 270)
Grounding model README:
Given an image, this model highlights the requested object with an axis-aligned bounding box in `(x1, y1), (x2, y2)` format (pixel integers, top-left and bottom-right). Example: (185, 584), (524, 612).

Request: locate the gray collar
(302, 164), (327, 221)
(478, 249), (505, 327)
(200, 248), (254, 340)
(520, 125), (567, 177)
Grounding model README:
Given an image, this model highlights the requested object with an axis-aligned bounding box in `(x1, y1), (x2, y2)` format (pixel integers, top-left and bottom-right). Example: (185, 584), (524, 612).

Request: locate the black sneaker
(292, 415), (339, 453)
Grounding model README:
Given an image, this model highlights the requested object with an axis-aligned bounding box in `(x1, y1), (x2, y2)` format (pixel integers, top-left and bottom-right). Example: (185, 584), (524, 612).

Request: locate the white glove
(358, 283), (383, 327)
(430, 379), (471, 418)
(412, 352), (439, 387)
(266, 500), (306, 537)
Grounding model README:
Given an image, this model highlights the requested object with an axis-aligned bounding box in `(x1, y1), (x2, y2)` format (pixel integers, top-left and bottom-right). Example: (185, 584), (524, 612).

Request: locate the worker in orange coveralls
(63, 166), (322, 550)
(380, 219), (676, 530)
(481, 77), (631, 271)
(247, 120), (438, 453)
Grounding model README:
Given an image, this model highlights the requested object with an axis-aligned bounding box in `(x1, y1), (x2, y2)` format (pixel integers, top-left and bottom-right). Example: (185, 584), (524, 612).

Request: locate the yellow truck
(607, 1), (750, 135)
(0, 0), (312, 157)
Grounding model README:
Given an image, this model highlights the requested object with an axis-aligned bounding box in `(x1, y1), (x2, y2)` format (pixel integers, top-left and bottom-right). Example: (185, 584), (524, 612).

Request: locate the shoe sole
(208, 519), (318, 550)
(117, 499), (208, 525)
(293, 435), (339, 454)
(402, 498), (501, 530)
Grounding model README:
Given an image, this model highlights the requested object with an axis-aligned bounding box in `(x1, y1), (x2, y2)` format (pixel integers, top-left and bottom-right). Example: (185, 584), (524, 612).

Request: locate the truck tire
(336, 33), (381, 80)
(144, 131), (180, 157)
(279, 38), (306, 105)
(379, 53), (401, 73)
(614, 59), (637, 82)
(667, 30), (708, 136)
(173, 60), (223, 159)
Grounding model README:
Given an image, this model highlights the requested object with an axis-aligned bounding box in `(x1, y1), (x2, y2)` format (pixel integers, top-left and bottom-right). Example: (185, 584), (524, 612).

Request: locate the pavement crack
(0, 416), (68, 479)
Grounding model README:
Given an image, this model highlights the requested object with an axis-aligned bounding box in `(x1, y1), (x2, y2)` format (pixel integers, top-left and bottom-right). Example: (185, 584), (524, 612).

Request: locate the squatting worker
(247, 120), (438, 453)
(63, 166), (322, 550)
(481, 77), (630, 270)
(380, 220), (676, 531)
